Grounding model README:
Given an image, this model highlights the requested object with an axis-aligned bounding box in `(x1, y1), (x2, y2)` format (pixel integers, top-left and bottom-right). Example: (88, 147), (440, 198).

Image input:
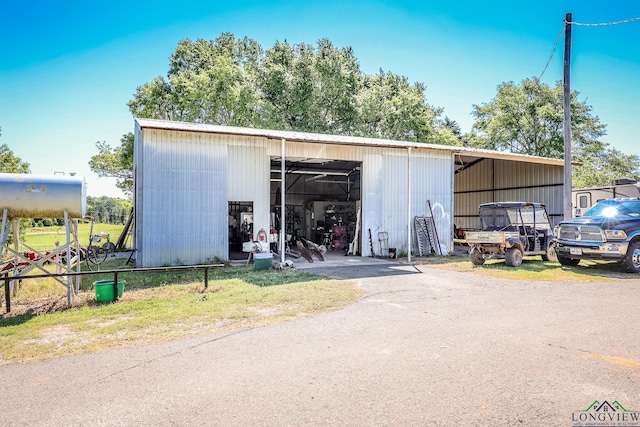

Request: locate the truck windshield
(584, 199), (640, 218)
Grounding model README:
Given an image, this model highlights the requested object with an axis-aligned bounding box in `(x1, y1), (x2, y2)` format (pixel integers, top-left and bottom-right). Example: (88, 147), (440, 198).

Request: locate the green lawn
(409, 252), (633, 282)
(0, 258), (362, 365)
(23, 223), (127, 251)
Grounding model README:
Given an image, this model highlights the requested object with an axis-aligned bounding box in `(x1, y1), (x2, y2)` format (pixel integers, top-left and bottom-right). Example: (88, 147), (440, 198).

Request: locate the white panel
(381, 153), (408, 254)
(228, 144), (271, 242)
(362, 148), (453, 256)
(410, 151), (454, 254)
(268, 140), (365, 162)
(136, 129), (227, 267)
(361, 150), (383, 256)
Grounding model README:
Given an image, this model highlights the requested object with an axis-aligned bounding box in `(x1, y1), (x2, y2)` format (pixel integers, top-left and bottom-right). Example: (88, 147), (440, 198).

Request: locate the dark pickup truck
(554, 198), (640, 273)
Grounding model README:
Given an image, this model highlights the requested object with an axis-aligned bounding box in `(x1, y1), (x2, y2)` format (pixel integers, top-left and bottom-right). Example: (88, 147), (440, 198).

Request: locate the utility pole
(563, 12), (573, 220)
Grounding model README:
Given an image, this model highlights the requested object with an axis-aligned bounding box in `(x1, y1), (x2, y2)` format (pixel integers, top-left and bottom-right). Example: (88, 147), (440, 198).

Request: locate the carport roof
(135, 118), (565, 167)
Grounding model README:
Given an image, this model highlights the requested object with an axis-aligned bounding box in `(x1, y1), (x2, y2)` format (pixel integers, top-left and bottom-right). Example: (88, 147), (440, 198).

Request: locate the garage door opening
(271, 157), (362, 257)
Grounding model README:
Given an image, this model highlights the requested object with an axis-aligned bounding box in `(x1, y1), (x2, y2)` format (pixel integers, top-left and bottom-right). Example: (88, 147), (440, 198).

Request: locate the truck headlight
(604, 230), (627, 241)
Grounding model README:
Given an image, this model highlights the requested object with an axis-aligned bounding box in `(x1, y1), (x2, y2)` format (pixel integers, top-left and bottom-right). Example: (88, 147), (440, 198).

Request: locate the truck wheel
(621, 240), (640, 273)
(541, 245), (558, 262)
(505, 247), (523, 267)
(469, 247), (485, 265)
(558, 256), (580, 266)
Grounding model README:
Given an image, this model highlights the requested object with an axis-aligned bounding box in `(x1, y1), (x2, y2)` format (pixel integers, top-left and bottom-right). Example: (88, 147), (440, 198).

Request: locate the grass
(23, 223), (126, 251)
(0, 258), (363, 365)
(407, 251), (636, 282)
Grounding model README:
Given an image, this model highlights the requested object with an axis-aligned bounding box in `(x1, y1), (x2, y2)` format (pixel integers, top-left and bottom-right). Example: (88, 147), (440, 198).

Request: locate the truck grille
(558, 225), (603, 242)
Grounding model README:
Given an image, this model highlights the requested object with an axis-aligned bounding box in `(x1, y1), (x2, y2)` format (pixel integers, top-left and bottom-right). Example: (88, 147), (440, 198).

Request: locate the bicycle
(85, 221), (116, 268)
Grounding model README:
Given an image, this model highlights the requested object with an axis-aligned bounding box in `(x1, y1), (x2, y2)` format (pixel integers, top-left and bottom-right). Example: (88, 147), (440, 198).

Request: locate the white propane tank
(0, 173), (86, 219)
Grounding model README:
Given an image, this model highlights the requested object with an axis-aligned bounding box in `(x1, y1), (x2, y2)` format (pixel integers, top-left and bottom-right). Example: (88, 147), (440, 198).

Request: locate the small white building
(134, 118), (564, 267)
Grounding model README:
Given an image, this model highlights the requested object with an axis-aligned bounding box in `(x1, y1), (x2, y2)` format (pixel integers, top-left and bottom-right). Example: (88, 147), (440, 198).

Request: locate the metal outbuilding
(134, 118), (564, 268)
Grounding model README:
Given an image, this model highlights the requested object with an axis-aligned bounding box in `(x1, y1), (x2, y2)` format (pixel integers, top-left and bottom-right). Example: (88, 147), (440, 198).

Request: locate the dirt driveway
(2, 263), (639, 426)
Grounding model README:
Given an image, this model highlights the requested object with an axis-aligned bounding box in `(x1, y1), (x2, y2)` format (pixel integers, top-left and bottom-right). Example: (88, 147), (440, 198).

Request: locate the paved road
(2, 264), (640, 426)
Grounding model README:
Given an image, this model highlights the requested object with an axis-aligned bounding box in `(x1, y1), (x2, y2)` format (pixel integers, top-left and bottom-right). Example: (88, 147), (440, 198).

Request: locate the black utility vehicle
(554, 198), (640, 273)
(466, 202), (557, 267)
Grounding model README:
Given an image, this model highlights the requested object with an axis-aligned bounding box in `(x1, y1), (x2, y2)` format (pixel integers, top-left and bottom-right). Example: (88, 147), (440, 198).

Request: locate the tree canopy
(0, 127), (31, 242)
(89, 133), (134, 196)
(127, 33), (456, 144)
(572, 147), (640, 188)
(0, 127), (30, 173)
(102, 36), (639, 190)
(85, 196), (132, 224)
(464, 78), (638, 187)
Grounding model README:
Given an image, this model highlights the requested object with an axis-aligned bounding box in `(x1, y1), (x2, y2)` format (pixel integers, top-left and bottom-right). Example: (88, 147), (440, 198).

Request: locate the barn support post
(0, 208), (7, 245)
(64, 211), (72, 305)
(280, 138), (286, 266)
(4, 275), (10, 313)
(73, 219), (82, 294)
(113, 271), (119, 302)
(12, 218), (20, 295)
(407, 147), (412, 263)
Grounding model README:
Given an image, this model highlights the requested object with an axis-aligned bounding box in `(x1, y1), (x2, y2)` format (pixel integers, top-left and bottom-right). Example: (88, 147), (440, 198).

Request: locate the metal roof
(135, 118), (565, 167)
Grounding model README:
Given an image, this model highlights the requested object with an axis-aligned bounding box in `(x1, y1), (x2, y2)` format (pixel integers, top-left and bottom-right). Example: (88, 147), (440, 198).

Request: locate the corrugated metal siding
(362, 148), (453, 256)
(136, 129), (227, 267)
(454, 158), (564, 230)
(410, 150), (454, 253)
(362, 150), (384, 256)
(228, 143), (271, 240)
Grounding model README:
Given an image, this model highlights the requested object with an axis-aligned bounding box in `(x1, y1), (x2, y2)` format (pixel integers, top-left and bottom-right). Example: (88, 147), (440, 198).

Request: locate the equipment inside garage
(269, 157), (361, 256)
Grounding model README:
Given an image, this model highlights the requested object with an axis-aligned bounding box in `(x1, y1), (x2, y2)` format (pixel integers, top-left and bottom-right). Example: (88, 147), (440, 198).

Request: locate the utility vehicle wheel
(541, 245), (558, 262)
(621, 240), (640, 273)
(558, 256), (580, 266)
(469, 247), (485, 266)
(505, 247), (523, 267)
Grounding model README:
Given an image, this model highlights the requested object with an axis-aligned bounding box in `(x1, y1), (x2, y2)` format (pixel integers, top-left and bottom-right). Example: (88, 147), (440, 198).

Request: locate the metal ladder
(414, 216), (436, 256)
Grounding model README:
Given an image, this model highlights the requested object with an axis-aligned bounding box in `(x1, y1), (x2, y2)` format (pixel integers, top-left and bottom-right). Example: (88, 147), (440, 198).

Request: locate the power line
(538, 27), (564, 80)
(568, 16), (640, 27)
(537, 15), (640, 80)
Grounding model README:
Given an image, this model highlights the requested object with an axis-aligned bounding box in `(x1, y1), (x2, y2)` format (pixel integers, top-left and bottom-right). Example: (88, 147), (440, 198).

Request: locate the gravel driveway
(2, 263), (639, 426)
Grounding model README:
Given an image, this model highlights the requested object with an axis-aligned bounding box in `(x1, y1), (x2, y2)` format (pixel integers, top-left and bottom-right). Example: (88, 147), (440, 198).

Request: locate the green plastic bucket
(94, 279), (126, 301)
(254, 252), (273, 271)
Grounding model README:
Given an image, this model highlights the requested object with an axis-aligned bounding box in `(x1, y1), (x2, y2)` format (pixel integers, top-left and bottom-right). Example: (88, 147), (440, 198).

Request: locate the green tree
(89, 133), (134, 197)
(85, 196), (132, 225)
(127, 33), (450, 144)
(573, 148), (640, 188)
(0, 127), (30, 242)
(355, 70), (444, 143)
(258, 39), (361, 134)
(128, 34), (263, 127)
(0, 130), (30, 173)
(439, 116), (462, 140)
(464, 78), (640, 186)
(465, 78), (606, 159)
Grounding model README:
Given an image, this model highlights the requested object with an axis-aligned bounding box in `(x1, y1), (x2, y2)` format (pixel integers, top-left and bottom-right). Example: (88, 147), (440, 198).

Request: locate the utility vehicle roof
(478, 202), (546, 209)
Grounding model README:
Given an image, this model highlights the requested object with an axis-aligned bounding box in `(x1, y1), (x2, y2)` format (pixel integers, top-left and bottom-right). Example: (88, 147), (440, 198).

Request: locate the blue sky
(1, 1), (639, 198)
